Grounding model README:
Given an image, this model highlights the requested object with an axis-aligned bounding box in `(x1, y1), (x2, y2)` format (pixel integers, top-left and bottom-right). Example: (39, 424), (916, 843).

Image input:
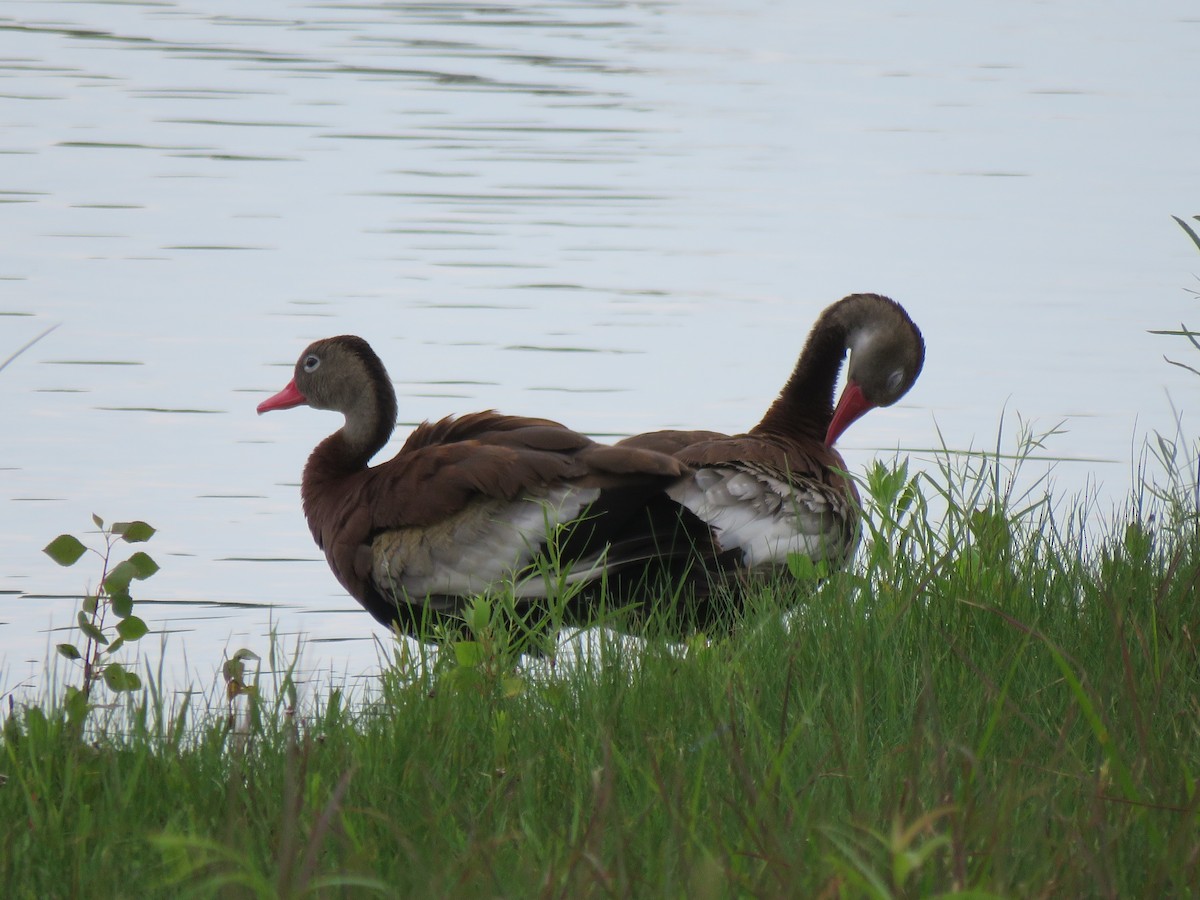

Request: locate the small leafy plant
(438, 594), (531, 700)
(43, 515), (158, 720)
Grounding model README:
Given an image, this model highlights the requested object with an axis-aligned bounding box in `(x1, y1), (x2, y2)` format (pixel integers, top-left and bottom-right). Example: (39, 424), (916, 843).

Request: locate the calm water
(2, 1), (1198, 699)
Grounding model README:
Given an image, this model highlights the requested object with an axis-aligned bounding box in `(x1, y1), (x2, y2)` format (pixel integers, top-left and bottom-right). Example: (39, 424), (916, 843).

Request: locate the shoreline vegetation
(2, 418), (1198, 898)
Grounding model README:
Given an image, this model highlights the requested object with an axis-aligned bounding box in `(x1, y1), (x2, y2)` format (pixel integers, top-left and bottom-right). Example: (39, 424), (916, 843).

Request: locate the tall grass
(2, 424), (1199, 898)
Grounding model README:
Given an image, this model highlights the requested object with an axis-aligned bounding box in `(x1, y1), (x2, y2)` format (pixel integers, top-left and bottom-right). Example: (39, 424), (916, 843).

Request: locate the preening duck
(621, 293), (925, 580)
(257, 335), (693, 635)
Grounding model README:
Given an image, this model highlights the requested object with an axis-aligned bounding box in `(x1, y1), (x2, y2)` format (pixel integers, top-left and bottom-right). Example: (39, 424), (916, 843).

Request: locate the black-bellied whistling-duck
(257, 335), (695, 635)
(620, 293), (925, 580)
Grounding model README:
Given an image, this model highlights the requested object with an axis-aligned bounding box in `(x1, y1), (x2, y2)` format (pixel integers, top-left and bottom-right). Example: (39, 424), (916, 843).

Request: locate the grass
(2, 424), (1199, 898)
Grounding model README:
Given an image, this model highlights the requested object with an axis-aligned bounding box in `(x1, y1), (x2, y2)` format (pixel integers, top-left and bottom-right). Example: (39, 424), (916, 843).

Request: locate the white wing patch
(667, 466), (846, 567)
(372, 485), (605, 599)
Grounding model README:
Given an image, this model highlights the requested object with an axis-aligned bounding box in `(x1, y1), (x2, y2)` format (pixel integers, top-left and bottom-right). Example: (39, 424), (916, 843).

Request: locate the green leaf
(467, 598), (492, 635)
(82, 595), (99, 615)
(1173, 214), (1200, 254)
(103, 663), (142, 692)
(116, 615), (149, 642)
(104, 561), (138, 594)
(501, 675), (525, 699)
(111, 591), (133, 618)
(44, 534), (87, 567)
(1123, 522), (1152, 560)
(453, 640), (484, 668)
(56, 643), (82, 661)
(64, 687), (89, 725)
(105, 636), (125, 655)
(113, 521), (155, 543)
(441, 666), (485, 695)
(78, 612), (109, 645)
(231, 648), (260, 662)
(23, 706), (47, 738)
(91, 513), (104, 529)
(786, 553), (828, 581)
(127, 551), (159, 580)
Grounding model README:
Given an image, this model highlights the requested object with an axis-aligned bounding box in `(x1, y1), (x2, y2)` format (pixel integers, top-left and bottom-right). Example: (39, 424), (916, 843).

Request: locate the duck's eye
(302, 354), (320, 373)
(886, 369), (905, 392)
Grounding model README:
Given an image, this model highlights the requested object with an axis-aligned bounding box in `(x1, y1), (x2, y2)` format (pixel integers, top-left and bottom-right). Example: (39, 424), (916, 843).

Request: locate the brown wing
(303, 411), (691, 626)
(617, 429), (729, 457)
(399, 410), (592, 455)
(675, 434), (849, 489)
(378, 412), (688, 526)
(622, 429), (847, 490)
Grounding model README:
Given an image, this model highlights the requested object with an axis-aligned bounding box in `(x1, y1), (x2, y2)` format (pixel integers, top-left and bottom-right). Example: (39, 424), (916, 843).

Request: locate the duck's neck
(752, 301), (854, 442)
(304, 372), (398, 481)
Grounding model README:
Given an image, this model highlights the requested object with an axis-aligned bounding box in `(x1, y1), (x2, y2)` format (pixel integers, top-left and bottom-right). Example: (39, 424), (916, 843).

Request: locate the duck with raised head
(620, 293), (925, 584)
(257, 335), (697, 635)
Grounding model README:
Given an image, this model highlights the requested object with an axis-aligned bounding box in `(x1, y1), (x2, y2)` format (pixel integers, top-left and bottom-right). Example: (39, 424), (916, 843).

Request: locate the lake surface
(2, 0), (1199, 700)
